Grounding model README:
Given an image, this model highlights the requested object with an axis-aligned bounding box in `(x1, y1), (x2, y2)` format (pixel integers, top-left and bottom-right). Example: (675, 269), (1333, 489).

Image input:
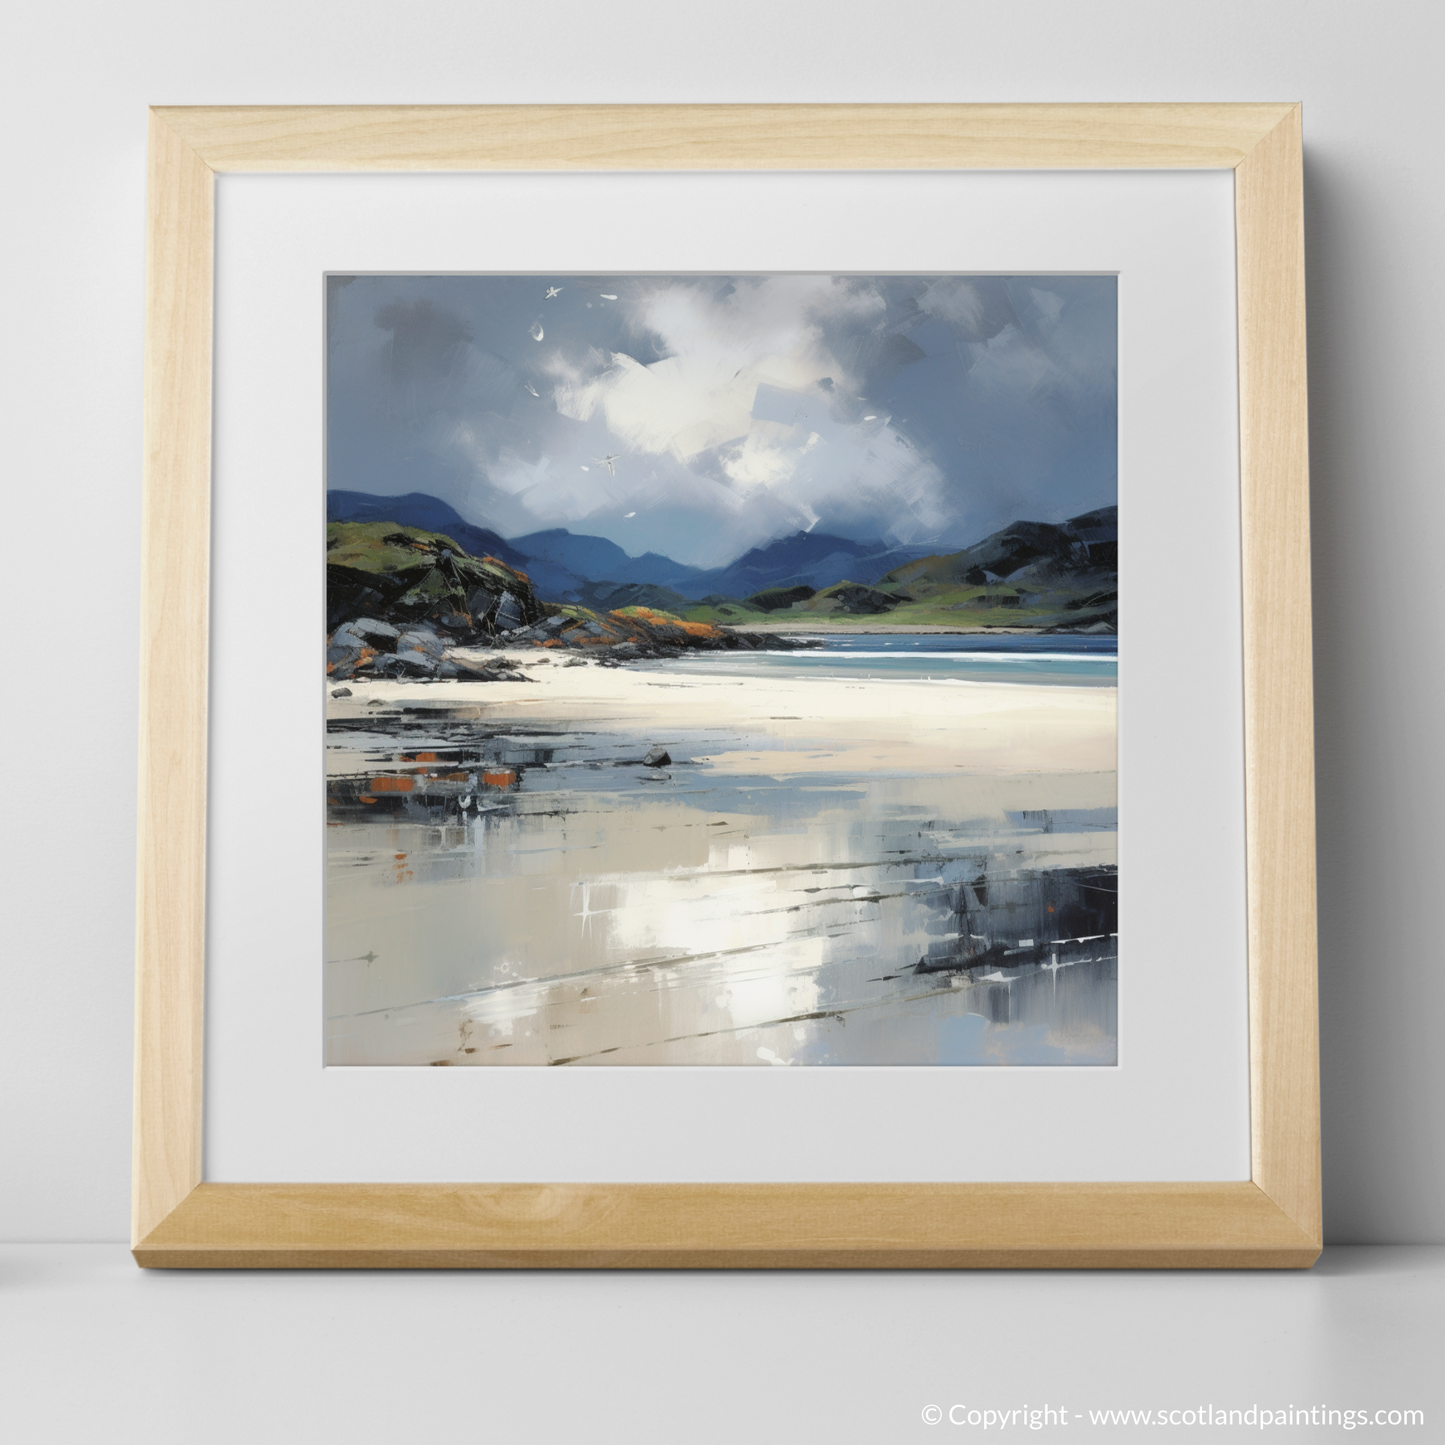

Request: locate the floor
(2, 1245), (1439, 1442)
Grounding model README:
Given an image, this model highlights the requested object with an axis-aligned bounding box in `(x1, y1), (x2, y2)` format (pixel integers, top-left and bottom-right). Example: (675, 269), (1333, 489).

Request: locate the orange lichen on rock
(369, 776), (414, 793)
(605, 606), (720, 641)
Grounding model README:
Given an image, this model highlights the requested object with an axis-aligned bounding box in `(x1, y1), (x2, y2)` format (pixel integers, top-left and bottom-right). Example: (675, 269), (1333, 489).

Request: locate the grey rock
(378, 649), (438, 677)
(349, 617), (400, 650)
(643, 746), (672, 767)
(330, 686), (352, 698)
(396, 629), (446, 659)
(494, 591), (523, 632)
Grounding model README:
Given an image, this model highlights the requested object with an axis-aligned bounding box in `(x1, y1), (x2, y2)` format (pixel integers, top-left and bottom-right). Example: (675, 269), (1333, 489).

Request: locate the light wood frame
(135, 104), (1318, 1268)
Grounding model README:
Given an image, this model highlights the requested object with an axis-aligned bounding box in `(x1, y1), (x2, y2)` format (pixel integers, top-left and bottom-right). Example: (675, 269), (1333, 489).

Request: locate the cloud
(551, 277), (848, 460)
(325, 273), (1116, 565)
(530, 276), (953, 546)
(914, 277), (1019, 339)
(374, 299), (472, 384)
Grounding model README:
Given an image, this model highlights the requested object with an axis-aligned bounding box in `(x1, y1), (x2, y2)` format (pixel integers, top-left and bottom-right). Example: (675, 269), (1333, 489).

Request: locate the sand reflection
(325, 657), (1117, 1066)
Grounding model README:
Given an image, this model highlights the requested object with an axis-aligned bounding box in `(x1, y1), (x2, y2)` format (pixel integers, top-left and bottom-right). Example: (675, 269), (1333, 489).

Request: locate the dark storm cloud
(375, 299), (473, 385)
(325, 273), (1115, 566)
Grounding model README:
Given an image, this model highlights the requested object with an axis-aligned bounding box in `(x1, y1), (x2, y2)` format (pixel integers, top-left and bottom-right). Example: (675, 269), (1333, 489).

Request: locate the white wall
(3, 0), (1440, 1243)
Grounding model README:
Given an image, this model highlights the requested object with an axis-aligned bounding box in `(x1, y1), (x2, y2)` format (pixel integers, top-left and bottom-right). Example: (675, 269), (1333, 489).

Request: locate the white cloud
(915, 277), (1000, 334)
(531, 276), (950, 544)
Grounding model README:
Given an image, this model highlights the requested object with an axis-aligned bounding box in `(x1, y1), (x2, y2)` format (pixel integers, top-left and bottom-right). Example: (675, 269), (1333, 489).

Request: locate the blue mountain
(513, 529), (708, 591)
(678, 531), (938, 600)
(326, 490), (939, 605)
(326, 491), (530, 570)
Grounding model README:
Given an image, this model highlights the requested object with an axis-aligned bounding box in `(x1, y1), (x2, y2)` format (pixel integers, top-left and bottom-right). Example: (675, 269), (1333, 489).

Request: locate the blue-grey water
(671, 632), (1117, 686)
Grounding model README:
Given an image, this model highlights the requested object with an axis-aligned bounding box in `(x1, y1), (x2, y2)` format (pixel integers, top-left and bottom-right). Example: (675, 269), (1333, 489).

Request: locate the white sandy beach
(327, 648), (1116, 779)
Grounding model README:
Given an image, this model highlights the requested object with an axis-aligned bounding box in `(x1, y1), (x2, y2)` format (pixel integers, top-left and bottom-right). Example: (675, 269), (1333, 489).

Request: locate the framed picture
(135, 104), (1319, 1267)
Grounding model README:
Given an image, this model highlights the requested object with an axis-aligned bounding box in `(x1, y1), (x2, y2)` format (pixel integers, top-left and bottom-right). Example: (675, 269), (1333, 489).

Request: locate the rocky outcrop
(492, 605), (807, 662)
(326, 521), (812, 679)
(327, 522), (548, 637)
(327, 618), (530, 681)
(328, 521), (553, 680)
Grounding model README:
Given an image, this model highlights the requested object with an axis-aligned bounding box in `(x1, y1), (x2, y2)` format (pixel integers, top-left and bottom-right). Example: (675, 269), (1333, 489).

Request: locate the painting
(323, 273), (1117, 1067)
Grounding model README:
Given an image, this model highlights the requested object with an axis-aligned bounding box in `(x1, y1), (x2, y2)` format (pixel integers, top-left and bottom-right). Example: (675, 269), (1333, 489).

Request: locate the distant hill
(867, 506), (1117, 631)
(326, 491), (530, 570)
(674, 507), (1117, 631)
(676, 531), (937, 600)
(325, 492), (934, 603)
(878, 506), (1116, 591)
(323, 488), (1116, 630)
(513, 529), (707, 592)
(511, 528), (634, 583)
(575, 580), (697, 614)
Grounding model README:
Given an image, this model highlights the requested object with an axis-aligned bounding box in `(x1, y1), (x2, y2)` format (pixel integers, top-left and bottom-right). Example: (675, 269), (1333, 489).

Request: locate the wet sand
(325, 652), (1117, 1066)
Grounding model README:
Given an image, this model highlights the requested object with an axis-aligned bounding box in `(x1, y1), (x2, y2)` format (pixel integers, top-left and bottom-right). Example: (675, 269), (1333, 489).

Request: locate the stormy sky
(326, 273), (1116, 568)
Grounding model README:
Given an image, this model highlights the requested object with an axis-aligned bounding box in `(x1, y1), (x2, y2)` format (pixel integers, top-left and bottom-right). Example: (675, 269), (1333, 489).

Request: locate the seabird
(592, 454), (620, 475)
(544, 286), (562, 299)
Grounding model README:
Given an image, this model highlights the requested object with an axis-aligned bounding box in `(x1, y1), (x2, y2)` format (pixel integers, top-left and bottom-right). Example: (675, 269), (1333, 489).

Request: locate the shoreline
(328, 651), (1117, 778)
